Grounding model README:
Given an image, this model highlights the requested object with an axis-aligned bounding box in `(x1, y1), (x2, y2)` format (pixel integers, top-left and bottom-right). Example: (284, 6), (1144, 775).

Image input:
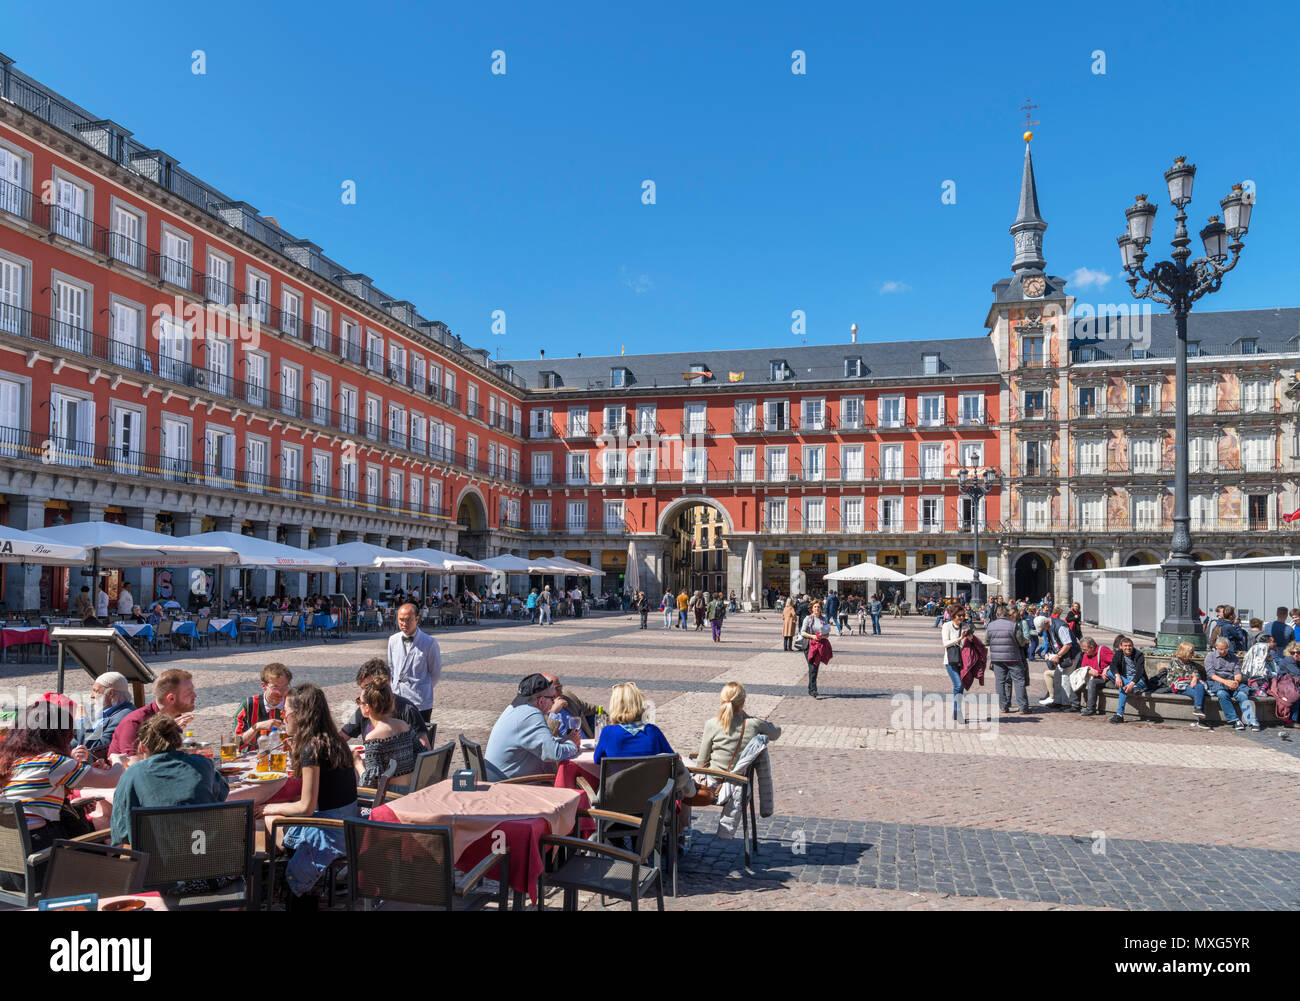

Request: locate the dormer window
(845, 357), (864, 378)
(688, 364), (708, 385)
(770, 360), (790, 382)
(1078, 346), (1096, 362)
(1184, 341), (1199, 357)
(610, 367), (628, 388)
(539, 370), (559, 389)
(922, 353), (940, 375)
(1132, 348), (1148, 360)
(1240, 338), (1257, 355)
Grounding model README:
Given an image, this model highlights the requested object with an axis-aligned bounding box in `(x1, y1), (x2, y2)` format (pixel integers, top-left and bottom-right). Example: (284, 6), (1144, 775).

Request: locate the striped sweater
(2, 753), (90, 822)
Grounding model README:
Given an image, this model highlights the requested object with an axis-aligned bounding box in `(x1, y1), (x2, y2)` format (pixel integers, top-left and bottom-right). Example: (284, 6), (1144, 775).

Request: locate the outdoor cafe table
(76, 761), (291, 832)
(368, 779), (586, 903)
(113, 622), (155, 643)
(1, 625), (49, 658)
(208, 618), (239, 639)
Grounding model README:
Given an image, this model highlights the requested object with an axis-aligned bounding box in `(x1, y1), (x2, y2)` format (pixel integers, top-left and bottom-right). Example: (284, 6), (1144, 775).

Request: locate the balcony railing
(996, 516), (1293, 534)
(793, 414), (838, 433)
(1009, 405), (1057, 422)
(680, 419), (715, 436)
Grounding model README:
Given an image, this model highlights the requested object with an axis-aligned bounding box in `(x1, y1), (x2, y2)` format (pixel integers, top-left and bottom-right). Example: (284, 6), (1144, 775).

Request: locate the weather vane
(1019, 98), (1039, 142)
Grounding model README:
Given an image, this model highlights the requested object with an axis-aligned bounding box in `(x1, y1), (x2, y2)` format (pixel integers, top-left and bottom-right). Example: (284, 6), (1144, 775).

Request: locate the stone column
(788, 549), (801, 596)
(121, 508), (155, 606)
(1110, 548), (1121, 570)
(68, 501), (106, 524)
(1055, 547), (1072, 608)
(945, 549), (959, 599)
(248, 521), (275, 602)
(281, 525), (309, 599)
(999, 544), (1013, 601)
(364, 532), (385, 602)
(726, 548), (744, 600)
(209, 515), (236, 534)
(587, 549), (603, 599)
(169, 511), (204, 608)
(313, 528), (339, 596)
(904, 550), (918, 605)
(826, 551), (839, 594)
(4, 497), (44, 612)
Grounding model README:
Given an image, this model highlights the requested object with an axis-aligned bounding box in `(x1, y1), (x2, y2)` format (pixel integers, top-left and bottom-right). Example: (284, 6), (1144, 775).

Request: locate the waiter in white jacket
(388, 602), (442, 723)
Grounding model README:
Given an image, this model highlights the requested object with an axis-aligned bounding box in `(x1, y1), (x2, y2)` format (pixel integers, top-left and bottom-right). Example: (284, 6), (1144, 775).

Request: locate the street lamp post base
(1156, 560), (1204, 653)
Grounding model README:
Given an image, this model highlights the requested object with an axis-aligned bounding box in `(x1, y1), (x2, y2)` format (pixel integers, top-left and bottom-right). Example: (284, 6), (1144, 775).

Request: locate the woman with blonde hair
(1167, 640), (1209, 728)
(694, 682), (782, 773)
(592, 682), (676, 763)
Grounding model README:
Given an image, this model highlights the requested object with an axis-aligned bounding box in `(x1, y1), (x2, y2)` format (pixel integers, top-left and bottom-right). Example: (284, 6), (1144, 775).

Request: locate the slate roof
(1069, 306), (1300, 361)
(501, 336), (999, 391)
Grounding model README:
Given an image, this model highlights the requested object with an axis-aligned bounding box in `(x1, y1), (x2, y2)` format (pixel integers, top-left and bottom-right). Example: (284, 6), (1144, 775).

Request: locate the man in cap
(72, 672), (135, 759)
(484, 674), (582, 780)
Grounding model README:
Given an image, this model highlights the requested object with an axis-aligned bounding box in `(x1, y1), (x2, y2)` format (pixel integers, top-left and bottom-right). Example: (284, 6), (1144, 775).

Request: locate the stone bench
(1083, 648), (1281, 724)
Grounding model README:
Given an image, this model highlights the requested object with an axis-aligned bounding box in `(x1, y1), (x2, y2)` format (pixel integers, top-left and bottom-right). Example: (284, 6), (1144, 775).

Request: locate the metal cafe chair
(458, 734), (487, 781)
(537, 778), (672, 912)
(343, 818), (508, 911)
(43, 840), (149, 899)
(130, 801), (256, 910)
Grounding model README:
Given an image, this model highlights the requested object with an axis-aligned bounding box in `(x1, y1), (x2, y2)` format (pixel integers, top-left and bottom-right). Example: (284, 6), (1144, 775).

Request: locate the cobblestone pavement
(6, 611), (1298, 910)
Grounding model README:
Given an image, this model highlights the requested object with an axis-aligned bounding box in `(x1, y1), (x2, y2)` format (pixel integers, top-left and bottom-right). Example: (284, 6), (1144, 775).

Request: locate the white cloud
(878, 280), (911, 294)
(1069, 266), (1112, 289)
(620, 266), (654, 294)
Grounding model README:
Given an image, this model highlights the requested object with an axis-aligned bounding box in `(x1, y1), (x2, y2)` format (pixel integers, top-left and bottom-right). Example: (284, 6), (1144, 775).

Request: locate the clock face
(1023, 275), (1046, 298)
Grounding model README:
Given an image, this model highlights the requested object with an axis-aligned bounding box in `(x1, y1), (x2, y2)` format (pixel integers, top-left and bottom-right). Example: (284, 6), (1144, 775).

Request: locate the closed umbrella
(742, 541), (760, 609)
(625, 541), (641, 598)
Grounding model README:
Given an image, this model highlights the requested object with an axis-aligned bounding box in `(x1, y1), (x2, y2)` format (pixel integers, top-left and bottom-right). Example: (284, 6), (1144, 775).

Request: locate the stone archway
(1013, 551), (1053, 602)
(1073, 551), (1105, 572)
(654, 495), (735, 535)
(1125, 551), (1159, 566)
(454, 487), (489, 560)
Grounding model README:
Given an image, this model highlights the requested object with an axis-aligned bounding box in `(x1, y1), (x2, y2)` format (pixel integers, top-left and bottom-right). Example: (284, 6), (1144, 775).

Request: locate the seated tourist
(1204, 637), (1259, 733)
(107, 669), (197, 765)
(340, 659), (430, 748)
(1105, 635), (1151, 724)
(234, 662), (292, 749)
(262, 684), (359, 906)
(110, 713), (229, 846)
(0, 697), (123, 888)
(1078, 637), (1114, 717)
(694, 682), (782, 772)
(483, 674), (581, 780)
(543, 674), (597, 738)
(592, 682), (671, 761)
(73, 672), (136, 759)
(352, 678), (418, 788)
(1275, 641), (1300, 725)
(1165, 640), (1209, 727)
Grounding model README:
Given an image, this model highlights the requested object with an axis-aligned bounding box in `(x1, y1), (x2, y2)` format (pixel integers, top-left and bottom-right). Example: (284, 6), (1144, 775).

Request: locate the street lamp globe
(1117, 233), (1139, 270)
(1220, 184), (1253, 237)
(1164, 156), (1197, 206)
(1199, 215), (1228, 261)
(1125, 194), (1158, 245)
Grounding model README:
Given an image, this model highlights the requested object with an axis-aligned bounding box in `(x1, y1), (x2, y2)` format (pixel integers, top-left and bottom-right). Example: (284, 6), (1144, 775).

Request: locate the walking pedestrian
(662, 590), (674, 629)
(692, 590), (706, 631)
(986, 605), (1029, 713)
(708, 591), (727, 643)
(781, 598), (798, 652)
(676, 589), (689, 630)
(800, 600), (833, 698)
(941, 605), (974, 723)
(870, 593), (883, 635)
(539, 585), (553, 626)
(826, 591), (841, 636)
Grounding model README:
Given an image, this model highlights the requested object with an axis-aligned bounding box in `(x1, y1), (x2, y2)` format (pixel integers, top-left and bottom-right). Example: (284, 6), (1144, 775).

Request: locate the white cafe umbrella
(545, 556), (605, 577)
(909, 563), (1000, 586)
(0, 525), (88, 565)
(403, 548), (492, 575)
(30, 522), (240, 567)
(312, 542), (436, 610)
(825, 562), (910, 583)
(742, 540), (761, 606)
(481, 555), (560, 575)
(178, 532), (340, 571)
(625, 541), (641, 596)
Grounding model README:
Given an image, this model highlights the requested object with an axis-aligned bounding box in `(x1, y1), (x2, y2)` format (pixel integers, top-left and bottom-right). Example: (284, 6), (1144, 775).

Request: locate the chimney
(540, 349), (545, 359)
(850, 323), (858, 344)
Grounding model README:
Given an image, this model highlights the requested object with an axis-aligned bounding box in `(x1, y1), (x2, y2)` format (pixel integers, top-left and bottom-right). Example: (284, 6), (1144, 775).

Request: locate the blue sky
(6, 0), (1298, 361)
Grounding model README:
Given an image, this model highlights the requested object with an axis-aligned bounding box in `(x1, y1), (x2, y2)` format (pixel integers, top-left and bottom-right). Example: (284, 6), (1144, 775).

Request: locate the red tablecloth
(369, 784), (590, 903)
(1, 626), (49, 651)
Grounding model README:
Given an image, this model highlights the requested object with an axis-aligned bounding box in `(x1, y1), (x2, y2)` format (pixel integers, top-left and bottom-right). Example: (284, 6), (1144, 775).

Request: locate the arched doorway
(1125, 551), (1158, 566)
(656, 497), (734, 597)
(455, 489), (489, 561)
(1073, 552), (1104, 572)
(1014, 552), (1052, 601)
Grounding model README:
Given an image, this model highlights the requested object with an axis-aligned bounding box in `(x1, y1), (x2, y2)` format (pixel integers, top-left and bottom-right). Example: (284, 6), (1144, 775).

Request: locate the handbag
(685, 719), (746, 807)
(1067, 664), (1090, 693)
(793, 633), (809, 652)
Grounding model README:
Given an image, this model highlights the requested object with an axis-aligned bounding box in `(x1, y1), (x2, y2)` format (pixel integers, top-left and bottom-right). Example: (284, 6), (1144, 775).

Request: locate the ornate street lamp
(1118, 158), (1252, 650)
(957, 466), (1000, 604)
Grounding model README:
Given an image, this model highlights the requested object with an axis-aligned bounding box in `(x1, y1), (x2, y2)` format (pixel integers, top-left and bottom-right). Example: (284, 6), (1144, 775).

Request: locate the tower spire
(1010, 135), (1047, 273)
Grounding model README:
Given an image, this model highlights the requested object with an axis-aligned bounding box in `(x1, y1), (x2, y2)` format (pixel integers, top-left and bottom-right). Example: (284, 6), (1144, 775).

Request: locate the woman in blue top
(593, 683), (675, 763)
